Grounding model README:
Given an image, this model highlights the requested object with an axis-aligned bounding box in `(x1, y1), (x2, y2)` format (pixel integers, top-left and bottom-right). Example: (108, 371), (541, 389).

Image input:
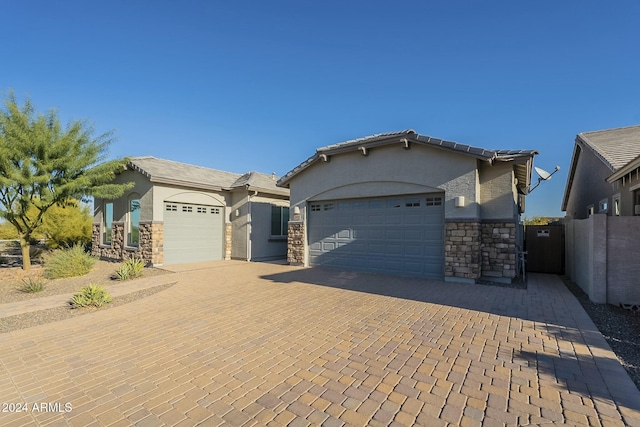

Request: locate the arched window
(128, 195), (141, 246)
(103, 202), (113, 244)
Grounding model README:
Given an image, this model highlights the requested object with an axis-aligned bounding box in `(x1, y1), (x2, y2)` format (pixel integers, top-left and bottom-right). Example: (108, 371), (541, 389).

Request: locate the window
(386, 199), (402, 208)
(103, 202), (113, 244)
(166, 204), (177, 211)
(587, 205), (594, 216)
(426, 197), (443, 206)
(613, 194), (620, 216)
(598, 199), (608, 214)
(635, 189), (640, 216)
(197, 207), (207, 213)
(323, 203), (335, 211)
(310, 203), (321, 212)
(128, 199), (141, 246)
(405, 198), (421, 207)
(271, 206), (290, 236)
(211, 208), (220, 214)
(182, 205), (193, 213)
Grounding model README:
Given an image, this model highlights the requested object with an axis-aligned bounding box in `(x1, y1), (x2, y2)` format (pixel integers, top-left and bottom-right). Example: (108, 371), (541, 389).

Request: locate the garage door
(308, 194), (444, 278)
(163, 202), (224, 265)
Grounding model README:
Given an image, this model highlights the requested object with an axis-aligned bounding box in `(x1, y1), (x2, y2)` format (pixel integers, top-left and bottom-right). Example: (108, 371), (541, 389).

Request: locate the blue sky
(3, 1), (639, 218)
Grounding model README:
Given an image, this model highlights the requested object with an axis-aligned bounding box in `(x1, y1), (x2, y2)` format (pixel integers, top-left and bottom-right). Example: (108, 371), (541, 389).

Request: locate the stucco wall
(288, 144), (482, 220)
(93, 170), (153, 224)
(565, 144), (617, 219)
(479, 161), (517, 220)
(153, 185), (228, 222)
(250, 196), (289, 261)
(230, 191), (248, 259)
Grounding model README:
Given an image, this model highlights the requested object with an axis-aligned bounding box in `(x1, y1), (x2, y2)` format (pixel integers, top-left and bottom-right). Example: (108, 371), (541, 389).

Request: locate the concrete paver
(0, 261), (639, 426)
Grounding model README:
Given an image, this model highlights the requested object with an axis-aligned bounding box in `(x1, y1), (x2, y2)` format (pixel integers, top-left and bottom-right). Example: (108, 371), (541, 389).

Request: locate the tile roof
(577, 125), (640, 171)
(278, 130), (537, 188)
(128, 156), (287, 195)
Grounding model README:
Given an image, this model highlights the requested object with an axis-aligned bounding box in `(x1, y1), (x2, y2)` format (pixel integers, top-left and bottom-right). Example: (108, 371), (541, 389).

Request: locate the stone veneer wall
(444, 221), (481, 280)
(92, 221), (165, 266)
(480, 222), (517, 279)
(287, 221), (305, 265)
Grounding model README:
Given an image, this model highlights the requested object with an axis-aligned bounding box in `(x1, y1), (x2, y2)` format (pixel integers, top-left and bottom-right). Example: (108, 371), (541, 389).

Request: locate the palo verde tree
(0, 91), (133, 270)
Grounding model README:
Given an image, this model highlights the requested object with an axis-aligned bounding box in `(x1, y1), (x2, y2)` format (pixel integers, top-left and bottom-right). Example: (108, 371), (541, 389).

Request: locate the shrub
(70, 284), (112, 308)
(43, 244), (97, 279)
(19, 277), (46, 293)
(115, 257), (145, 281)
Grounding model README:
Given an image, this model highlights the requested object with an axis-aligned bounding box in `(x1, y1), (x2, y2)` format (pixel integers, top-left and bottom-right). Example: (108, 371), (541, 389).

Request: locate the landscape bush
(19, 277), (46, 293)
(43, 244), (97, 279)
(70, 284), (112, 308)
(115, 257), (145, 281)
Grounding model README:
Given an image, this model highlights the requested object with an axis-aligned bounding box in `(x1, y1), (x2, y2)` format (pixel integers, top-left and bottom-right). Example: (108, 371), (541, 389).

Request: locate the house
(277, 130), (537, 283)
(91, 156), (290, 266)
(562, 125), (640, 306)
(562, 125), (640, 219)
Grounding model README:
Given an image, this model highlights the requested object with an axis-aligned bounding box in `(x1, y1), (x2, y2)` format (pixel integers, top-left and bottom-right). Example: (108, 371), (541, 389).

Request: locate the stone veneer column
(481, 221), (516, 280)
(138, 221), (164, 266)
(444, 221), (481, 280)
(287, 221), (305, 265)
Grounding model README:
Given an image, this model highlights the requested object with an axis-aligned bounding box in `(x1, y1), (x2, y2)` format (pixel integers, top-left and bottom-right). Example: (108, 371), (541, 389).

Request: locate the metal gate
(525, 224), (564, 274)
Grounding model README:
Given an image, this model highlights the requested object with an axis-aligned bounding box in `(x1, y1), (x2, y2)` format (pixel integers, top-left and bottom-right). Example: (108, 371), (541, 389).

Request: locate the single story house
(562, 124), (640, 219)
(92, 156), (290, 266)
(277, 130), (537, 283)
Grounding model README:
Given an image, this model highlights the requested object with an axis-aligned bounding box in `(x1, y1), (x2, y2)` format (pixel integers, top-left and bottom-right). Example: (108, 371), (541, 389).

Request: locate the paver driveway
(1, 261), (639, 426)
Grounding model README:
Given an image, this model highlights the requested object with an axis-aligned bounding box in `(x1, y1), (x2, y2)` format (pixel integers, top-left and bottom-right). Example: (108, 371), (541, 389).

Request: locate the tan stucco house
(92, 156), (289, 266)
(562, 125), (640, 219)
(277, 130), (537, 283)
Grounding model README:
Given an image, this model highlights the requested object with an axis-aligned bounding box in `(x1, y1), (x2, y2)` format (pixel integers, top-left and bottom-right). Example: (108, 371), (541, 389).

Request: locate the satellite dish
(534, 167), (552, 180)
(529, 165), (560, 193)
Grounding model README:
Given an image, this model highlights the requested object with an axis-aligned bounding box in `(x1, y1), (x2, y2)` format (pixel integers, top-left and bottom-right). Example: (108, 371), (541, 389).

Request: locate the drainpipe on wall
(246, 189), (258, 261)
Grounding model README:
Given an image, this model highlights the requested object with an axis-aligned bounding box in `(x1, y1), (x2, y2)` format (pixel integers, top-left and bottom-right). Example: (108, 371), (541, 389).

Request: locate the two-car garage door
(163, 202), (224, 265)
(308, 194), (444, 279)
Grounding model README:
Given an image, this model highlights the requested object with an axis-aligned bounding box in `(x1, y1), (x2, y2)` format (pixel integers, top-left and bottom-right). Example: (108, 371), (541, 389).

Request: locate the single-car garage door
(163, 202), (224, 265)
(308, 194), (444, 278)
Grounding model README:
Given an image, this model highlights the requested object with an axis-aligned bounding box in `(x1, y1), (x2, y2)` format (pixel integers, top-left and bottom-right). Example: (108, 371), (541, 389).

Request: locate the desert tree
(0, 91), (133, 269)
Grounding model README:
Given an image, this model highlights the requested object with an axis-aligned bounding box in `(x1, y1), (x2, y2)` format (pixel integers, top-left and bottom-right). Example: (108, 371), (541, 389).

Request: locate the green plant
(43, 244), (97, 279)
(70, 284), (112, 308)
(115, 257), (145, 281)
(19, 277), (46, 293)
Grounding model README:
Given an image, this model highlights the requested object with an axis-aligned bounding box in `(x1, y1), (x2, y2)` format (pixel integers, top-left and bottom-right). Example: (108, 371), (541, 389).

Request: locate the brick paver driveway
(1, 261), (639, 426)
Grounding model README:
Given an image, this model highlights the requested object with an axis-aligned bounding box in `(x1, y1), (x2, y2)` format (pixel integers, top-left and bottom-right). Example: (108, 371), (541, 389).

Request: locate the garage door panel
(308, 194), (444, 279)
(164, 203), (223, 265)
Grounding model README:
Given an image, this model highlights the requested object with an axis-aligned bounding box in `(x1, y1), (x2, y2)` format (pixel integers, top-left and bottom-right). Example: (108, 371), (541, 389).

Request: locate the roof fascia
(561, 140), (582, 211)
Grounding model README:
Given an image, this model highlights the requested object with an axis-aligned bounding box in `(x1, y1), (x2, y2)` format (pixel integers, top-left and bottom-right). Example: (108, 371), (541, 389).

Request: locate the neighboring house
(92, 156), (290, 266)
(277, 130), (537, 283)
(562, 125), (640, 219)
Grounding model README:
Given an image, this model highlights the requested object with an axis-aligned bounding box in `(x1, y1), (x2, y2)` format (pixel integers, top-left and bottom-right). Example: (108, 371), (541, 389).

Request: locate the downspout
(246, 188), (258, 261)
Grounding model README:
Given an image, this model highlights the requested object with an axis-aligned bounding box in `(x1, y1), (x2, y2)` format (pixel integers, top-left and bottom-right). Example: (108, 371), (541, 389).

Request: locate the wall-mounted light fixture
(455, 196), (465, 208)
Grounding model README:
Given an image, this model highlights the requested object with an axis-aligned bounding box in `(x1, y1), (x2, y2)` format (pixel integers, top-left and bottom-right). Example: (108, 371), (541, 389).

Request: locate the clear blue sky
(3, 1), (639, 218)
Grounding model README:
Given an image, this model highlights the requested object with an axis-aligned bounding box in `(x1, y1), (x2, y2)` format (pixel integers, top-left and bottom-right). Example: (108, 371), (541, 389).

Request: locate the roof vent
(271, 172), (276, 180)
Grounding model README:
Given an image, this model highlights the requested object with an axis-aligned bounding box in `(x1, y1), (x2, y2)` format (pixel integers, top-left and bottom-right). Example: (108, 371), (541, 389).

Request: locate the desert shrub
(19, 277), (46, 293)
(43, 244), (97, 279)
(70, 284), (112, 308)
(115, 257), (145, 281)
(37, 201), (92, 249)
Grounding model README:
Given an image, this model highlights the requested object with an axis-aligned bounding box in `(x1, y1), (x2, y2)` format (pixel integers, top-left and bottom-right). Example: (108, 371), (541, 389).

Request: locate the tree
(0, 91), (133, 270)
(523, 216), (551, 225)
